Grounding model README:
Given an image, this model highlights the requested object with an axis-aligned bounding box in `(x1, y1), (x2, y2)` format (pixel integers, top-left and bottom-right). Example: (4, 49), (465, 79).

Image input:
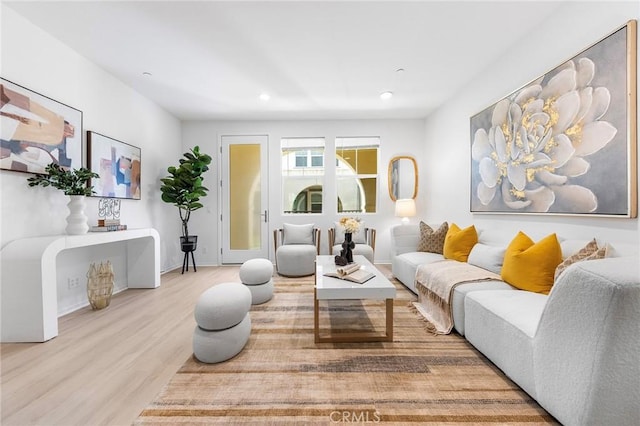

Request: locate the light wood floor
(1, 264), (395, 425)
(1, 266), (244, 426)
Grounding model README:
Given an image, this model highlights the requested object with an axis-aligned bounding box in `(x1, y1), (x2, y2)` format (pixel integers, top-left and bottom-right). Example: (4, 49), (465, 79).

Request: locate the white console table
(1, 228), (160, 343)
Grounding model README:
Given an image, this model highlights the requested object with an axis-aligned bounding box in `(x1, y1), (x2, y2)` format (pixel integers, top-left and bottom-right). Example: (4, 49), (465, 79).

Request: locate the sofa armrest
(390, 224), (420, 256)
(533, 257), (640, 426)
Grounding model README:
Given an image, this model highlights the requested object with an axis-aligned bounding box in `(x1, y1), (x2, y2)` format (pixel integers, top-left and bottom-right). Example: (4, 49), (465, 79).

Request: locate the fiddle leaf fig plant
(160, 146), (212, 238)
(27, 163), (99, 196)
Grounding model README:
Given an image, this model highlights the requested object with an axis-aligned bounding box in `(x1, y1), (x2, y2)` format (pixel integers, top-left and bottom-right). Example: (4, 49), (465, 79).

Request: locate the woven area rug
(136, 273), (556, 425)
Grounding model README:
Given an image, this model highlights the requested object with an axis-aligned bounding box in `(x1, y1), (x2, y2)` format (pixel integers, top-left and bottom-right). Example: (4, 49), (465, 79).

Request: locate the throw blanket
(413, 260), (501, 334)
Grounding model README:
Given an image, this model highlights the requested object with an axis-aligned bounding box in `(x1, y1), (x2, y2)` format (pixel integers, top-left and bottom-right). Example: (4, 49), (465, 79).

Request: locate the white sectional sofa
(390, 223), (640, 426)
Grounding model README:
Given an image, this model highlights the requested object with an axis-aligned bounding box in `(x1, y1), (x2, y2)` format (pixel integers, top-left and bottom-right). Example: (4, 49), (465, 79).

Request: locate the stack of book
(90, 219), (127, 232)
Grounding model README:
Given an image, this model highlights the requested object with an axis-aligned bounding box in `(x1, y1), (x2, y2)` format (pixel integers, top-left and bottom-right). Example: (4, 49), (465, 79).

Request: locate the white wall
(423, 2), (640, 249)
(182, 119), (426, 265)
(1, 6), (184, 312)
(4, 1), (637, 299)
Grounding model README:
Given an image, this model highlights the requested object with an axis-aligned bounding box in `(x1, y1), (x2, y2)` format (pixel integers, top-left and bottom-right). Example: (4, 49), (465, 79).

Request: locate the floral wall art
(470, 20), (637, 217)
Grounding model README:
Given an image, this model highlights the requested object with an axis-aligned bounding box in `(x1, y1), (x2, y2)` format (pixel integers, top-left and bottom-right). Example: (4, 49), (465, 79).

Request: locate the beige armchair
(328, 226), (376, 263)
(274, 223), (321, 277)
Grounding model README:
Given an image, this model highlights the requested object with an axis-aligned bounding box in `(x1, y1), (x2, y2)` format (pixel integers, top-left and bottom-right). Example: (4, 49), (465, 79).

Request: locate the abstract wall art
(87, 131), (141, 200)
(0, 78), (83, 174)
(470, 20), (637, 217)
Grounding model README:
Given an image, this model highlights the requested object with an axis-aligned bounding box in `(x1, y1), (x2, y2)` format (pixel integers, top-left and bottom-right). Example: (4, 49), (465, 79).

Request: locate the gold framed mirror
(388, 156), (418, 201)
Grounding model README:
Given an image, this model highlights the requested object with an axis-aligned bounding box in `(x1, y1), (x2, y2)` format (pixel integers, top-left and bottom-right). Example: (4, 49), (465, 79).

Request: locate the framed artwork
(0, 78), (83, 174)
(87, 131), (141, 200)
(470, 20), (637, 217)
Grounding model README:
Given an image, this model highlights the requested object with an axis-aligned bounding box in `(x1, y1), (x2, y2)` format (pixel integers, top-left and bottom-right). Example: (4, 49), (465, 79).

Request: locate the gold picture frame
(470, 20), (636, 217)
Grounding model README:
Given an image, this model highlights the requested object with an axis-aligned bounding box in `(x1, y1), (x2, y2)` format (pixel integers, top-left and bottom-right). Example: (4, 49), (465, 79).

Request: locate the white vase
(66, 195), (89, 235)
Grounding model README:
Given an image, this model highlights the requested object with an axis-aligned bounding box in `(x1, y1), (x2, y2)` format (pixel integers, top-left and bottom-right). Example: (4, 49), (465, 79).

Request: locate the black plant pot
(180, 235), (198, 273)
(180, 235), (198, 252)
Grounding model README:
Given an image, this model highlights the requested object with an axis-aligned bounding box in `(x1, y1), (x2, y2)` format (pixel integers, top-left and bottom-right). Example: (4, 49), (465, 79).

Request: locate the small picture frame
(87, 131), (141, 200)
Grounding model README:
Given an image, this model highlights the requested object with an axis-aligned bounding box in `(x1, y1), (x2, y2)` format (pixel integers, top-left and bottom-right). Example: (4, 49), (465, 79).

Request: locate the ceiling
(5, 1), (568, 121)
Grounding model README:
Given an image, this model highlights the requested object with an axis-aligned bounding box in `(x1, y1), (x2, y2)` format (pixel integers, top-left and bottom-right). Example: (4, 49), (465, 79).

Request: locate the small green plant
(27, 163), (99, 196)
(160, 146), (212, 238)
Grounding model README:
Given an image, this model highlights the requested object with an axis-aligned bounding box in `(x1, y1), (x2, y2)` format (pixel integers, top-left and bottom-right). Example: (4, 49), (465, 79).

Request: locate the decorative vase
(341, 232), (355, 263)
(66, 195), (89, 235)
(87, 261), (114, 310)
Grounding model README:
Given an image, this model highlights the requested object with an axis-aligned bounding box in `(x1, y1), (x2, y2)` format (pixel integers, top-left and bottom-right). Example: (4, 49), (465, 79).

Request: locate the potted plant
(27, 162), (99, 234)
(160, 146), (212, 272)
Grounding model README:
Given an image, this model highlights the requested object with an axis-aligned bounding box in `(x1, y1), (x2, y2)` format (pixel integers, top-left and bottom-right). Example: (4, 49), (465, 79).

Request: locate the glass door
(221, 135), (269, 263)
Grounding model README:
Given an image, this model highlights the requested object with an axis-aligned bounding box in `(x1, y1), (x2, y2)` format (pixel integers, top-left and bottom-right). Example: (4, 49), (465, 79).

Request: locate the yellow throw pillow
(443, 223), (478, 262)
(501, 232), (562, 294)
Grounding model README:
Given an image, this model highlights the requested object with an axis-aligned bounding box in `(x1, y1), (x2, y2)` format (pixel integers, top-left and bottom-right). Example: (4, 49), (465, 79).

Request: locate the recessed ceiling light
(142, 71), (152, 77)
(380, 91), (393, 100)
(259, 93), (270, 101)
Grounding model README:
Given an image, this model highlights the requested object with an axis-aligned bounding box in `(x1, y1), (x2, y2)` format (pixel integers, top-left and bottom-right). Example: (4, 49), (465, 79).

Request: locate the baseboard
(57, 285), (128, 317)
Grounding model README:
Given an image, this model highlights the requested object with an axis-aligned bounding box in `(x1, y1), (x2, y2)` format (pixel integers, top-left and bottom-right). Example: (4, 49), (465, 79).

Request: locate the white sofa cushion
(392, 251), (443, 293)
(451, 280), (514, 336)
(467, 243), (506, 275)
(390, 224), (420, 256)
(465, 290), (548, 398)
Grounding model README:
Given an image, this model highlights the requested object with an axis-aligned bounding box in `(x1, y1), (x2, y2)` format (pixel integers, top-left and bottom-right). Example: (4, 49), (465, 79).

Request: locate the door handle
(261, 210), (268, 223)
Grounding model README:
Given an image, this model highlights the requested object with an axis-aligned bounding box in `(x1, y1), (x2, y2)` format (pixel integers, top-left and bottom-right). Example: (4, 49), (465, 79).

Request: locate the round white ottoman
(192, 282), (252, 363)
(194, 282), (252, 330)
(239, 258), (274, 305)
(193, 314), (251, 364)
(245, 278), (274, 305)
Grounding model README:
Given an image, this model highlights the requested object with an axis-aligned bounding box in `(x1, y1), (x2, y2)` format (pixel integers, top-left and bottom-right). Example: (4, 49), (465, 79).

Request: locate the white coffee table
(314, 255), (396, 343)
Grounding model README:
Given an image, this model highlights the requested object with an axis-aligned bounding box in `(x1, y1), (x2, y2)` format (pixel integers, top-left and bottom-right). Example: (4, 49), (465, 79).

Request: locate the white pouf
(193, 314), (251, 363)
(246, 278), (274, 305)
(239, 258), (274, 285)
(194, 282), (251, 331)
(240, 258), (274, 304)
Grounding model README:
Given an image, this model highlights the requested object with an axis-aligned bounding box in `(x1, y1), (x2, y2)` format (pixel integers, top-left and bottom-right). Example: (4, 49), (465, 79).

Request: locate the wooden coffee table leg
(386, 298), (393, 342)
(315, 295), (395, 344)
(314, 288), (320, 343)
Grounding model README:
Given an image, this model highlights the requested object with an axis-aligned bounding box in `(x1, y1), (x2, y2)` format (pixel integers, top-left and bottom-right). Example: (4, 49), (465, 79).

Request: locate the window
(336, 137), (379, 213)
(281, 136), (379, 214)
(310, 151), (323, 167)
(295, 151), (307, 167)
(293, 150), (323, 168)
(281, 138), (325, 214)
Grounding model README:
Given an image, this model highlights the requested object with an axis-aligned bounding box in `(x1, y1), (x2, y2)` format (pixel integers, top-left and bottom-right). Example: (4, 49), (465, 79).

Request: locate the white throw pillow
(467, 243), (506, 275)
(283, 223), (314, 245)
(334, 221), (366, 244)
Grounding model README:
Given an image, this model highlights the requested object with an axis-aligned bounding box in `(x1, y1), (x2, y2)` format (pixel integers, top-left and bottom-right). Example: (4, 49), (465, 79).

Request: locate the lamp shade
(395, 198), (416, 218)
